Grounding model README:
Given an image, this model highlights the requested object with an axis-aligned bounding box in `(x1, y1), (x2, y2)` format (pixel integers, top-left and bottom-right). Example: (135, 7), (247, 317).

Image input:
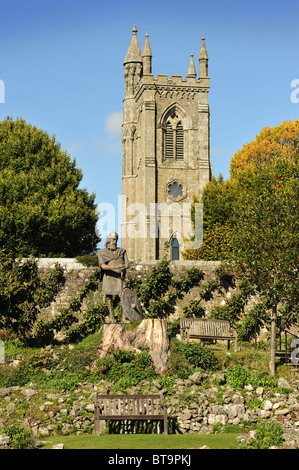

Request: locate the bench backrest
(94, 394), (165, 417)
(180, 318), (234, 338)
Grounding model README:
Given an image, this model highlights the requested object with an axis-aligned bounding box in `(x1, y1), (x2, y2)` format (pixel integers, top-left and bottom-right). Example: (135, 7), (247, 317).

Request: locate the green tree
(0, 251), (64, 340)
(0, 116), (99, 257)
(182, 176), (237, 261)
(227, 158), (299, 375)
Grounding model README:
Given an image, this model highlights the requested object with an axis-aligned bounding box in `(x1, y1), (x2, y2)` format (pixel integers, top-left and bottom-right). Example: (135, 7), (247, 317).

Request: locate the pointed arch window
(165, 122), (173, 159)
(163, 112), (184, 161)
(132, 128), (137, 175)
(171, 237), (180, 260)
(176, 122), (184, 160)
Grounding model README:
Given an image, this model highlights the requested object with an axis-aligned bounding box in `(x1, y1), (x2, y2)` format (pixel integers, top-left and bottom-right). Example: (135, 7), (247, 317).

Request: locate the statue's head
(105, 232), (118, 250)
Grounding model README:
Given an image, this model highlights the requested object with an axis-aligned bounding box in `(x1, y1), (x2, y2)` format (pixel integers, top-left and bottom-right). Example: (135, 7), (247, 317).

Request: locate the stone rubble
(0, 374), (298, 449)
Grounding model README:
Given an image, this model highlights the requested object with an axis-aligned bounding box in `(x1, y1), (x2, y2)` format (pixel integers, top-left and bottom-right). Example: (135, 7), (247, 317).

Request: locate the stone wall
(37, 259), (97, 320)
(0, 373), (298, 448)
(35, 258), (262, 328)
(129, 260), (221, 281)
(129, 260), (229, 318)
(35, 258), (233, 321)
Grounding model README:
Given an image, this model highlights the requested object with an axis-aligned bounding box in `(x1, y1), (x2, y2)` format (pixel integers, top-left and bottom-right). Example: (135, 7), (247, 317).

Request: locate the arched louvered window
(165, 122), (173, 160)
(163, 116), (184, 161)
(176, 122), (184, 160)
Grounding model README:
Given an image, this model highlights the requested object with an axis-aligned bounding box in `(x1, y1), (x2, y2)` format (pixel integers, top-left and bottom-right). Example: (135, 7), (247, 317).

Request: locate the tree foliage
(183, 120), (299, 262)
(126, 258), (204, 319)
(227, 158), (298, 374)
(182, 120), (298, 374)
(183, 177), (236, 260)
(0, 116), (99, 257)
(230, 119), (299, 176)
(0, 251), (64, 338)
(0, 251), (107, 345)
(227, 158), (299, 315)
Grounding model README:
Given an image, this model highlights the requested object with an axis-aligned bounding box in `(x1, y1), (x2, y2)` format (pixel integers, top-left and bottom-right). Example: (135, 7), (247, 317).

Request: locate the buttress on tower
(121, 25), (212, 262)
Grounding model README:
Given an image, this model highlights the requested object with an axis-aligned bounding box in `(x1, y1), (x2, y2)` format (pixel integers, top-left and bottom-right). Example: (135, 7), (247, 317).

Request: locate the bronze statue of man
(98, 232), (130, 322)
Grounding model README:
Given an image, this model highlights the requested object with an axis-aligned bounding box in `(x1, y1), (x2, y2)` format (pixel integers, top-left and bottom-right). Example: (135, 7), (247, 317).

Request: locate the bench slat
(100, 414), (165, 420)
(94, 393), (168, 435)
(95, 395), (165, 415)
(180, 318), (237, 351)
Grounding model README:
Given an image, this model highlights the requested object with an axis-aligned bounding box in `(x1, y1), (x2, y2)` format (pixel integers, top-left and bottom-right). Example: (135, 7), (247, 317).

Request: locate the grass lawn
(42, 433), (239, 450)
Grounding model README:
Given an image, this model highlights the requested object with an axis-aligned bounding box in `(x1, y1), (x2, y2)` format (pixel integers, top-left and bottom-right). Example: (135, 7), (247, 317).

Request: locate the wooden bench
(180, 318), (237, 351)
(94, 393), (168, 435)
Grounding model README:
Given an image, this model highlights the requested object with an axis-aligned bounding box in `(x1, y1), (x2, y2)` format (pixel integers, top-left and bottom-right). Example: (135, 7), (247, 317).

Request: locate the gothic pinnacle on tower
(186, 52), (197, 79)
(199, 36), (208, 78)
(142, 32), (152, 75)
(123, 24), (143, 65)
(123, 25), (143, 99)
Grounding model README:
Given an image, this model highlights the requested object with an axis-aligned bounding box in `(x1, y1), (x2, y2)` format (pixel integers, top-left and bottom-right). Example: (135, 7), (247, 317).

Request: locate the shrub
(255, 421), (284, 448)
(249, 372), (277, 389)
(210, 292), (245, 325)
(159, 374), (179, 391)
(226, 365), (251, 388)
(138, 258), (172, 305)
(182, 300), (205, 318)
(83, 303), (108, 333)
(0, 254), (64, 341)
(240, 420), (284, 449)
(180, 341), (218, 370)
(167, 318), (180, 338)
(167, 343), (192, 379)
(214, 265), (235, 291)
(4, 424), (34, 449)
(42, 268), (104, 344)
(169, 339), (218, 374)
(75, 255), (98, 267)
(247, 397), (264, 409)
(133, 350), (153, 369)
(95, 347), (156, 387)
(237, 303), (268, 342)
(226, 365), (277, 390)
(126, 260), (205, 320)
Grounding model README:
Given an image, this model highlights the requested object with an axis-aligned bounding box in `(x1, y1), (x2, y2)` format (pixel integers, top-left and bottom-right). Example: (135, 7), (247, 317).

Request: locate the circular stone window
(167, 181), (186, 201)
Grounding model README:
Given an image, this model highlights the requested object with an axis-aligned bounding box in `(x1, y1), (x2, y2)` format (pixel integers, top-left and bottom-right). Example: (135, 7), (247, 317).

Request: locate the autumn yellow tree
(183, 119), (299, 261)
(230, 119), (299, 176)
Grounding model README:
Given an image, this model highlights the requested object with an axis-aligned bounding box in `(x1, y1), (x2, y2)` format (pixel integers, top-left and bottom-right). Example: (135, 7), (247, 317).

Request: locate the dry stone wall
(0, 373), (298, 448)
(36, 258), (237, 321)
(36, 259), (98, 320)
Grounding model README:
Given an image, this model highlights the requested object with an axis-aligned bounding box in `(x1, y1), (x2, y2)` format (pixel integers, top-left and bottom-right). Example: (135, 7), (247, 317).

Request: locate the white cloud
(67, 140), (83, 154)
(105, 112), (123, 136)
(93, 136), (121, 155)
(91, 111), (123, 157)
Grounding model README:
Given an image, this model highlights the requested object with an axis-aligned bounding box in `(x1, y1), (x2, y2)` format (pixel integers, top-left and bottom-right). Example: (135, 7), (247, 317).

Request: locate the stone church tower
(121, 25), (212, 261)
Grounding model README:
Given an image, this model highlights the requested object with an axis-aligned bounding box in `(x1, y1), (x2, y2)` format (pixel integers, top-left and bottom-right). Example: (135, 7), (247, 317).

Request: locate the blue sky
(0, 0), (298, 245)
